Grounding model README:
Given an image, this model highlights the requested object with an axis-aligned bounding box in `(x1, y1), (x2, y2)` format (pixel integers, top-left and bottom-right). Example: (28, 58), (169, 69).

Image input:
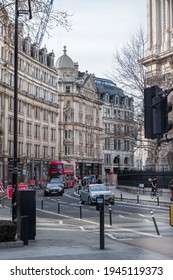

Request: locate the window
(43, 109), (48, 121)
(65, 86), (71, 93)
(18, 100), (23, 113)
(65, 145), (70, 155)
(26, 122), (32, 137)
(27, 104), (32, 116)
(35, 106), (40, 119)
(43, 146), (48, 159)
(51, 128), (55, 141)
(65, 130), (71, 139)
(18, 120), (23, 135)
(8, 117), (13, 133)
(51, 147), (55, 159)
(26, 143), (31, 157)
(34, 144), (40, 159)
(34, 124), (40, 139)
(43, 126), (48, 140)
(9, 96), (13, 110)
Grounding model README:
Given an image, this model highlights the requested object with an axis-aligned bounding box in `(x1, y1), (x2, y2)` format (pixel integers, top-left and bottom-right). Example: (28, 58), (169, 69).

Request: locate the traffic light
(144, 85), (173, 139)
(144, 85), (158, 139)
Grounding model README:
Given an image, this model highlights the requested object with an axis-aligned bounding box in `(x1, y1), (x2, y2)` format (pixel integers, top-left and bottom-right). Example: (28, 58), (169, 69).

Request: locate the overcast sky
(42, 0), (147, 78)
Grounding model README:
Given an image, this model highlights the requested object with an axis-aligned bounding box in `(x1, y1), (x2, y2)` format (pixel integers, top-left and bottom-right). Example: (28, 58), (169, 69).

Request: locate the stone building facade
(0, 12), (58, 184)
(95, 77), (135, 178)
(142, 0), (173, 170)
(56, 47), (103, 178)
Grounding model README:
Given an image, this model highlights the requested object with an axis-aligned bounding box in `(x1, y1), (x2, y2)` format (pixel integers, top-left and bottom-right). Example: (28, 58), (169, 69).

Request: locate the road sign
(18, 183), (28, 190)
(7, 185), (12, 199)
(7, 184), (28, 199)
(0, 186), (6, 195)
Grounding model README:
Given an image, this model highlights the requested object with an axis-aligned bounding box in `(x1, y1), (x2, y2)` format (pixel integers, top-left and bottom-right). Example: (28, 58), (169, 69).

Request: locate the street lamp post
(12, 0), (32, 223)
(12, 0), (19, 223)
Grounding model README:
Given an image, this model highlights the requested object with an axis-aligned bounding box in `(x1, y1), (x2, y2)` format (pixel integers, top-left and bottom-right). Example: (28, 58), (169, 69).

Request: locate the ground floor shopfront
(1, 157), (49, 187)
(75, 162), (102, 179)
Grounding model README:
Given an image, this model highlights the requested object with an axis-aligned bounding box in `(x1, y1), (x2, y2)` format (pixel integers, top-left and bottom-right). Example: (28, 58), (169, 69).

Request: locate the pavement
(0, 186), (173, 260)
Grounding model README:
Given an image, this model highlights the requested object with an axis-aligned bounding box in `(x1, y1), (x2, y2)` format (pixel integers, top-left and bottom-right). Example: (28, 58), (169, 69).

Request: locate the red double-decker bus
(48, 161), (75, 188)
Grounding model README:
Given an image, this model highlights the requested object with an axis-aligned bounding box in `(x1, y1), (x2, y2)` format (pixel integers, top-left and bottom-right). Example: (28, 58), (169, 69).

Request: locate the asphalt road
(35, 188), (172, 241)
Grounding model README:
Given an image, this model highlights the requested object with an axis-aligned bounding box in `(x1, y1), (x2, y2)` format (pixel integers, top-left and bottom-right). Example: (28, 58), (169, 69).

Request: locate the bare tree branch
(0, 1), (72, 45)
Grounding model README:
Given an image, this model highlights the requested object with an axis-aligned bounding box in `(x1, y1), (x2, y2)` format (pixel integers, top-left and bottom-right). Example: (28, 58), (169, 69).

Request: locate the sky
(42, 0), (147, 78)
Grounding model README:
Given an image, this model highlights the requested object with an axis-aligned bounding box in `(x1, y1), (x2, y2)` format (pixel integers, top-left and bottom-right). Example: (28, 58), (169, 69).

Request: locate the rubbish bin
(170, 205), (173, 226)
(17, 189), (36, 240)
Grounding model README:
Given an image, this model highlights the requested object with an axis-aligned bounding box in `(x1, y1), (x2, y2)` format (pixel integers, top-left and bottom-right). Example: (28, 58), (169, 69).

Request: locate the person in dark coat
(151, 177), (157, 198)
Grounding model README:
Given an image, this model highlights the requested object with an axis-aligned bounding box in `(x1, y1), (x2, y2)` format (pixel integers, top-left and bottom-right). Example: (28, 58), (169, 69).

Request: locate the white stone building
(142, 0), (173, 170)
(56, 47), (103, 178)
(0, 11), (58, 184)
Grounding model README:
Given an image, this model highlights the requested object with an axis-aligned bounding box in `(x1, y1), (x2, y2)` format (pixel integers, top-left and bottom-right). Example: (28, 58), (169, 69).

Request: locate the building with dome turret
(56, 46), (103, 178)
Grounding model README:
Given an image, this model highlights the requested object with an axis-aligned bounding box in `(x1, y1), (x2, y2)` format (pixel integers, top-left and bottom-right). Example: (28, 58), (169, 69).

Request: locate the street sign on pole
(8, 184), (28, 199)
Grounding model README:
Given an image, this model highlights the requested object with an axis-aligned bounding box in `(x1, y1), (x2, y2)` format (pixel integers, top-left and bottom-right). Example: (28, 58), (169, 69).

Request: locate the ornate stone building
(0, 11), (58, 184)
(142, 0), (173, 170)
(56, 47), (103, 178)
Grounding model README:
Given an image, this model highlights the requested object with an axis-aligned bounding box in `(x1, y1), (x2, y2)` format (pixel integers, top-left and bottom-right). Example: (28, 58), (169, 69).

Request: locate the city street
(1, 187), (173, 260)
(34, 188), (172, 241)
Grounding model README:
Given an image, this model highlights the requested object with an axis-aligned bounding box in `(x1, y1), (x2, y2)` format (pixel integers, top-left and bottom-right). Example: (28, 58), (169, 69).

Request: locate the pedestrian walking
(150, 177), (157, 198)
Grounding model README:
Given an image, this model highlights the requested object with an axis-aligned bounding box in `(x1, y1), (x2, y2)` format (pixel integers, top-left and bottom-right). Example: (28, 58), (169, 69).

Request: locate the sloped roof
(95, 77), (125, 97)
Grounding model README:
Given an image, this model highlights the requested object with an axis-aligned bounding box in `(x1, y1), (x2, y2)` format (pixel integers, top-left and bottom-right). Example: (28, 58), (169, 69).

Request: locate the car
(44, 182), (64, 197)
(82, 175), (97, 185)
(80, 183), (115, 205)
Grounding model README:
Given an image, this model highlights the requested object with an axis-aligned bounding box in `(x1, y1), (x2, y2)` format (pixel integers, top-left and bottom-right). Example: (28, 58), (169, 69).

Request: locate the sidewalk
(0, 188), (173, 260)
(110, 186), (172, 205)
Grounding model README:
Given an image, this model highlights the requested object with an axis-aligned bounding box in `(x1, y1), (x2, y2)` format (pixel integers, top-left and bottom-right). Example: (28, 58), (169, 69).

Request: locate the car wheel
(88, 197), (92, 205)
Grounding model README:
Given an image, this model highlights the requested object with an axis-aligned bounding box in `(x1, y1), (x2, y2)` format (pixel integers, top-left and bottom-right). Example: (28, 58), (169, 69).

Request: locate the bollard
(79, 201), (82, 219)
(57, 198), (60, 214)
(150, 209), (160, 236)
(109, 204), (112, 226)
(137, 191), (139, 204)
(157, 192), (160, 206)
(120, 192), (123, 202)
(41, 197), (43, 210)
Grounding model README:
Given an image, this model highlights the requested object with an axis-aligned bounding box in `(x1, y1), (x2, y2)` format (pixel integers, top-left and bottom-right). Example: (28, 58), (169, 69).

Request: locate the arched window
(124, 157), (129, 164)
(114, 156), (120, 164)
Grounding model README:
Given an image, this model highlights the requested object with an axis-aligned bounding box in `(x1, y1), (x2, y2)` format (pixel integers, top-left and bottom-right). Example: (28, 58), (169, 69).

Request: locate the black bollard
(79, 201), (82, 219)
(57, 198), (60, 214)
(157, 192), (160, 206)
(120, 192), (123, 202)
(109, 204), (112, 226)
(41, 197), (43, 210)
(137, 191), (139, 204)
(150, 209), (160, 236)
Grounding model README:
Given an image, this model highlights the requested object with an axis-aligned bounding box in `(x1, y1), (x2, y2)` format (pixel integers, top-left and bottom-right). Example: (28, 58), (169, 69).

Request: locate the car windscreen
(90, 184), (108, 191)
